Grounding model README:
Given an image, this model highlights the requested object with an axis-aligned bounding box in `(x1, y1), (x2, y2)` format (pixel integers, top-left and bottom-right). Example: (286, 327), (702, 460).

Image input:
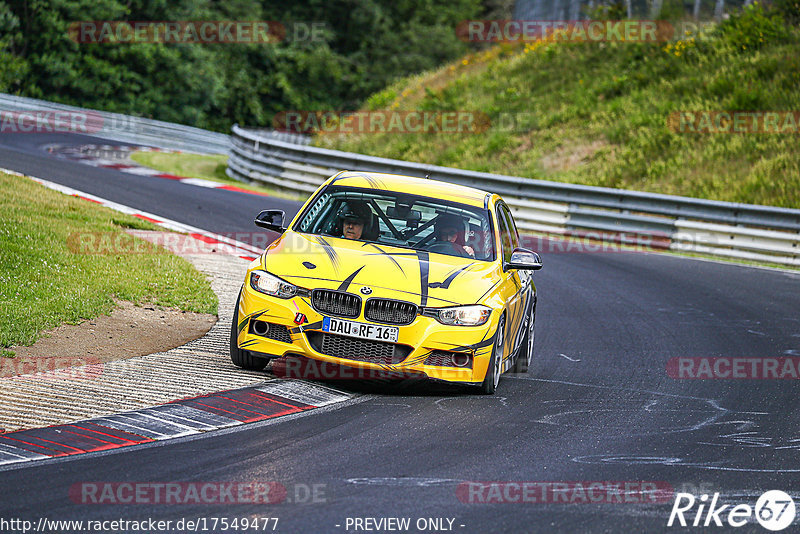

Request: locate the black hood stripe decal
(314, 236), (339, 272)
(429, 263), (475, 290)
(366, 244), (406, 276)
(337, 266), (365, 292)
(416, 250), (430, 307)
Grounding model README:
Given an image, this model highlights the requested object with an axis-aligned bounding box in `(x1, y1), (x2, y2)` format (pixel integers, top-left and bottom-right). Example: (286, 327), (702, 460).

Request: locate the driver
(337, 200), (372, 240)
(433, 213), (474, 258)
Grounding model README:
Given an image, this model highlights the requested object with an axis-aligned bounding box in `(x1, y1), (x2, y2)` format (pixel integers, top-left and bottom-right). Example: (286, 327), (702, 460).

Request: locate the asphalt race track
(1, 132), (799, 533)
(0, 132), (301, 243)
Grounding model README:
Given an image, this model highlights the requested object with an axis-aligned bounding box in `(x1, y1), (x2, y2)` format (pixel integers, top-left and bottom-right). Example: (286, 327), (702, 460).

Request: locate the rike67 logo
(668, 490), (796, 531)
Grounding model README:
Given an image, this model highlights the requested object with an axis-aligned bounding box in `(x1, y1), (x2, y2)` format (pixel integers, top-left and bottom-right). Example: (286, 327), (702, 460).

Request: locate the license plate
(322, 317), (399, 343)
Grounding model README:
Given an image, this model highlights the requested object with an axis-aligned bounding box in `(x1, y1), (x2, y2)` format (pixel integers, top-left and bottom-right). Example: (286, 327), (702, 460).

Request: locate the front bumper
(235, 283), (497, 384)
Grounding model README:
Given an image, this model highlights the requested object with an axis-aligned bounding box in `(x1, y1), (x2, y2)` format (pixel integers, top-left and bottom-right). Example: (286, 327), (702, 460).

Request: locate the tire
(230, 289), (268, 371)
(480, 315), (505, 395)
(513, 301), (536, 374)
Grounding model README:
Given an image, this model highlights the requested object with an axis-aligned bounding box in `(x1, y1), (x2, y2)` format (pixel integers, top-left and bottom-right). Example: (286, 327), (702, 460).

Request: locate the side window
(500, 203), (520, 250)
(495, 205), (513, 264)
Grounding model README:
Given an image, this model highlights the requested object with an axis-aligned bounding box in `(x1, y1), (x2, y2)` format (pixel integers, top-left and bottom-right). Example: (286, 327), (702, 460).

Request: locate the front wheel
(480, 315), (505, 395)
(230, 289), (268, 371)
(513, 303), (535, 373)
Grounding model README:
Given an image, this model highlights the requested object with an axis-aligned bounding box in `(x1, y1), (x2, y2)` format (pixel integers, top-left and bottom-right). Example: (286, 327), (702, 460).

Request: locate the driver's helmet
(337, 200), (372, 225)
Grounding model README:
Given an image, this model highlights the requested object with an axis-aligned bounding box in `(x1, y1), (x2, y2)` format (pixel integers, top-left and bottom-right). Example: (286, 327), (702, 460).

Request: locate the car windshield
(293, 185), (496, 261)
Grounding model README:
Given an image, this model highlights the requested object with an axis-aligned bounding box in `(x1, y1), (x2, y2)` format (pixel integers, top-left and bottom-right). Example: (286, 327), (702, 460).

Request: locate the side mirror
(505, 248), (542, 271)
(254, 209), (286, 233)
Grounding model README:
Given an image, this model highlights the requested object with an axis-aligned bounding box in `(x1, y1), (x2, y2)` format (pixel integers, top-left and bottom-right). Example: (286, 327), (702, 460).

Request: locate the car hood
(262, 231), (499, 307)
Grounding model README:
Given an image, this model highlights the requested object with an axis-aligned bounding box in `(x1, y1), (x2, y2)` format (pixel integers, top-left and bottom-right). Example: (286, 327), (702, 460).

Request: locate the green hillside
(317, 3), (800, 208)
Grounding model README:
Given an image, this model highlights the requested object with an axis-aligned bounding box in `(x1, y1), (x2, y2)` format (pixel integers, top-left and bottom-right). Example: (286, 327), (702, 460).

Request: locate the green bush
(366, 89), (397, 111)
(771, 0), (800, 24)
(716, 2), (789, 51)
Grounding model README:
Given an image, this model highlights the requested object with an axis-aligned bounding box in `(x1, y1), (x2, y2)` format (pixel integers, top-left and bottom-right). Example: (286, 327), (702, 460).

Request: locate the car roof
(330, 171), (491, 208)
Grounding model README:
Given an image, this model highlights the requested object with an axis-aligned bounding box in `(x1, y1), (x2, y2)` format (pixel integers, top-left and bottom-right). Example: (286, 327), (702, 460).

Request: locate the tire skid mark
(511, 376), (797, 473)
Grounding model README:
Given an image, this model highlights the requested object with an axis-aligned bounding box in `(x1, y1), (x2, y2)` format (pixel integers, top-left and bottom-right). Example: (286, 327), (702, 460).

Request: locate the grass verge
(0, 171), (218, 353)
(130, 151), (305, 201)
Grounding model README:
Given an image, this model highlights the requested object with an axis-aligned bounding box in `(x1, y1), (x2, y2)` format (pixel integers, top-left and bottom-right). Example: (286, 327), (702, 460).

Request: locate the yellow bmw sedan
(231, 171), (542, 394)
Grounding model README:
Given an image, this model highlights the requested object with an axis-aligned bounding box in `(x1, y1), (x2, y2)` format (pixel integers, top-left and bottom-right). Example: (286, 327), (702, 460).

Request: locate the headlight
(429, 305), (491, 326)
(249, 270), (297, 299)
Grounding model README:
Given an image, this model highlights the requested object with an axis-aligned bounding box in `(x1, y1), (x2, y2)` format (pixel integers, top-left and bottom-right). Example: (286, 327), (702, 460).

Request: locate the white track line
(2, 167), (263, 261)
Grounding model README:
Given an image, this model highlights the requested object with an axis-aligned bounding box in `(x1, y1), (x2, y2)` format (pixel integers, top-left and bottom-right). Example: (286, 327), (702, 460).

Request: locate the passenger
(337, 200), (372, 240)
(433, 213), (475, 257)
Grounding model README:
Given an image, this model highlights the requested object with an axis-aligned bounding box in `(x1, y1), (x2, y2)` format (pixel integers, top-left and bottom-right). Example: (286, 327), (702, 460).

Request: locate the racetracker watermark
(669, 111), (800, 134)
(0, 357), (102, 380)
(456, 20), (676, 43)
(67, 231), (274, 255)
(0, 111), (103, 134)
(273, 111), (491, 135)
(66, 230), (673, 257)
(667, 357), (800, 379)
(456, 481), (674, 504)
(69, 482), (326, 505)
(69, 21), (327, 44)
(278, 110), (788, 136)
(272, 357), (425, 381)
(0, 111), (176, 136)
(521, 233), (670, 253)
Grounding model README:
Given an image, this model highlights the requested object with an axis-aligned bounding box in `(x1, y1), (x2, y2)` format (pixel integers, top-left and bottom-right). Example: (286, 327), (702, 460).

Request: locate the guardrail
(228, 124), (800, 267)
(0, 93), (233, 154)
(0, 94), (311, 154)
